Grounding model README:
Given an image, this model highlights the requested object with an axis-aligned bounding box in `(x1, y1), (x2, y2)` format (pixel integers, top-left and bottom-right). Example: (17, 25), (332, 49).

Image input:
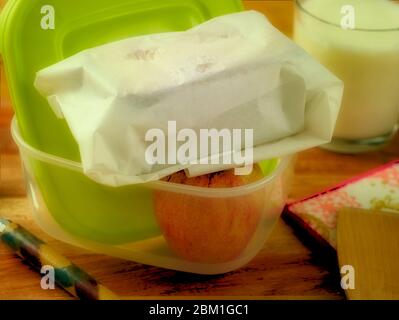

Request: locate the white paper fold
(35, 11), (343, 187)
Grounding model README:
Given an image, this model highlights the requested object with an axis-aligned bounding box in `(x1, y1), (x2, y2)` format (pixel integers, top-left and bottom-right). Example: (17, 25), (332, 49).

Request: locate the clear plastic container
(3, 0), (294, 274)
(12, 117), (293, 275)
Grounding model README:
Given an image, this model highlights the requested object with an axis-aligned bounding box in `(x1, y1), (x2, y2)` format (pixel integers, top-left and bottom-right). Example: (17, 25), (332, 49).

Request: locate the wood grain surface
(337, 209), (399, 300)
(0, 0), (399, 300)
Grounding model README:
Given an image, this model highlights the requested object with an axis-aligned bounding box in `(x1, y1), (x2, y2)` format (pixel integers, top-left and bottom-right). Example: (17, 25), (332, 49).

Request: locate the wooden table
(1, 0), (399, 300)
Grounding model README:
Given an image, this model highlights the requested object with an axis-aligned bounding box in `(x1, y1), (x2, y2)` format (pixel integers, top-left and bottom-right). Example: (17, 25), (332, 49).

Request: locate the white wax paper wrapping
(35, 11), (343, 186)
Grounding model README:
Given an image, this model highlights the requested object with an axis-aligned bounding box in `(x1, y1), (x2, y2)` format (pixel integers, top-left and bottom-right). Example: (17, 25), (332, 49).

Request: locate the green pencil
(0, 217), (119, 300)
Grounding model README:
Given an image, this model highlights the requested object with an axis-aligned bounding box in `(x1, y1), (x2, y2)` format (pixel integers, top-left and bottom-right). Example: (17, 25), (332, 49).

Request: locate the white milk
(295, 0), (399, 140)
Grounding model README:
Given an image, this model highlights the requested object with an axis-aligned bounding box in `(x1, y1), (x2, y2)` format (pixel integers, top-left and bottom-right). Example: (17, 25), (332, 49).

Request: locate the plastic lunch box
(1, 0), (293, 274)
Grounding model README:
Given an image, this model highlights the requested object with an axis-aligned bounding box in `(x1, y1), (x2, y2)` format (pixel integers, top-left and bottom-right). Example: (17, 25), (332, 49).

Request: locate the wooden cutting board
(337, 208), (399, 300)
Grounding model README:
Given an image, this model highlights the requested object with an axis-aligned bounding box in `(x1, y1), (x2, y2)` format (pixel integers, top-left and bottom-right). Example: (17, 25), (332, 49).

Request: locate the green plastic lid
(0, 0), (244, 245)
(1, 0), (244, 157)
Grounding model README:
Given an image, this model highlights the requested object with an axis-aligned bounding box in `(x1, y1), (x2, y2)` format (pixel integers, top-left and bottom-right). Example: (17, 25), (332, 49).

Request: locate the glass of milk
(294, 0), (399, 153)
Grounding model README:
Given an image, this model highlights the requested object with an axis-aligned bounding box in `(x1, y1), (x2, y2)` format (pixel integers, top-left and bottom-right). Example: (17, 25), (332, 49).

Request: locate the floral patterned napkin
(284, 160), (399, 249)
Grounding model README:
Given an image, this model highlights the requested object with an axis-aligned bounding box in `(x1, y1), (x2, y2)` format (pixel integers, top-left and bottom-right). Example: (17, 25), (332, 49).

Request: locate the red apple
(154, 166), (265, 263)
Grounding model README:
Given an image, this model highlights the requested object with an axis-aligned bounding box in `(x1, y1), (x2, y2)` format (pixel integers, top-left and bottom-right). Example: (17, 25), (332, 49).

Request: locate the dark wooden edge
(282, 207), (338, 268)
